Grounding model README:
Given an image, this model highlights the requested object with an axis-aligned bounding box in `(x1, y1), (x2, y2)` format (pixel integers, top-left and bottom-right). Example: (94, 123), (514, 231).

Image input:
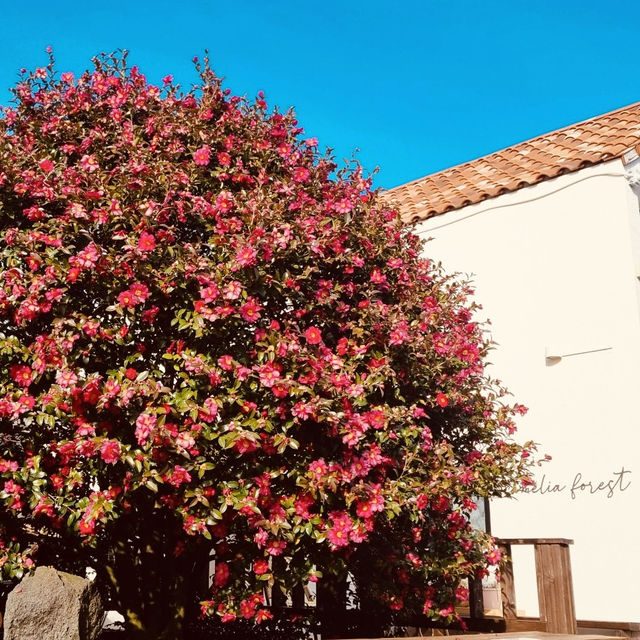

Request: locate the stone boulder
(3, 566), (103, 640)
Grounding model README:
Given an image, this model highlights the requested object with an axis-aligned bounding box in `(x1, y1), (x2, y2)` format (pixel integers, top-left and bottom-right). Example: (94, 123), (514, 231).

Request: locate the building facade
(385, 104), (640, 625)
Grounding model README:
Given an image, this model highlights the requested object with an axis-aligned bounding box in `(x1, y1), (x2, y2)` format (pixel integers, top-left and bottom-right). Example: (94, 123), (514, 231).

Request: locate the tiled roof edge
(381, 101), (640, 223)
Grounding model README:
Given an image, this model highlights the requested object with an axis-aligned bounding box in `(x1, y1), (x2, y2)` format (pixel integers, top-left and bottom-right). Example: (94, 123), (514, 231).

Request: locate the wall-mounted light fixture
(545, 344), (612, 366)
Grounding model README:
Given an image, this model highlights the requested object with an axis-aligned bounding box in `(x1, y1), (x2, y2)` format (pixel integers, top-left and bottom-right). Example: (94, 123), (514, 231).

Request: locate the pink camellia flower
(167, 465), (191, 487)
(234, 246), (256, 269)
(135, 412), (157, 446)
(137, 231), (156, 252)
(129, 282), (149, 304)
(235, 365), (251, 381)
(304, 326), (322, 345)
(200, 284), (219, 303)
(71, 242), (99, 269)
(276, 143), (291, 158)
(292, 402), (313, 420)
(193, 144), (211, 166)
(80, 154), (99, 173)
(214, 190), (234, 213)
(370, 268), (387, 285)
(100, 440), (120, 464)
(217, 355), (234, 371)
(118, 290), (135, 308)
(257, 362), (280, 388)
(293, 166), (310, 183)
(223, 280), (242, 300)
(326, 521), (352, 548)
(4, 480), (23, 495)
(104, 379), (121, 397)
(199, 397), (219, 423)
(334, 198), (353, 214)
(240, 298), (261, 323)
(239, 598), (257, 619)
(389, 322), (410, 345)
(485, 547), (502, 565)
(56, 370), (78, 388)
(217, 151), (231, 166)
(176, 432), (196, 451)
(265, 539), (287, 556)
(355, 498), (375, 517)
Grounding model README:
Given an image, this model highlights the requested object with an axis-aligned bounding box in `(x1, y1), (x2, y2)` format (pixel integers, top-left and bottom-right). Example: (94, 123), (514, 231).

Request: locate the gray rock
(3, 566), (103, 640)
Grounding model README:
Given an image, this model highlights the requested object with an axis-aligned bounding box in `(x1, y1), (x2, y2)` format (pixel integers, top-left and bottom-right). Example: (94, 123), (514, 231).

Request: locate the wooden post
(468, 576), (485, 620)
(291, 583), (305, 609)
(534, 540), (577, 634)
(498, 542), (517, 622)
(270, 556), (287, 608)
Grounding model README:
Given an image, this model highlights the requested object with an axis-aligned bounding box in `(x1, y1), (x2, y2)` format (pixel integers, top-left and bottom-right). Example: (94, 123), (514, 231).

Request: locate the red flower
(255, 609), (273, 623)
(356, 501), (373, 518)
(167, 465), (192, 487)
(39, 158), (54, 172)
(9, 364), (33, 388)
(253, 559), (269, 575)
(304, 326), (322, 344)
(436, 393), (449, 408)
(78, 519), (96, 536)
(213, 562), (230, 587)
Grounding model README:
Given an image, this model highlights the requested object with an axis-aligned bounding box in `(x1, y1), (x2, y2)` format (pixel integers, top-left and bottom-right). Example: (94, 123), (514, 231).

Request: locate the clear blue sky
(1, 0), (638, 189)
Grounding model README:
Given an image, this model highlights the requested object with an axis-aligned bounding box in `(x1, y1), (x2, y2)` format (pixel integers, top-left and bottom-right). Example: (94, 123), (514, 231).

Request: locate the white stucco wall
(413, 160), (640, 623)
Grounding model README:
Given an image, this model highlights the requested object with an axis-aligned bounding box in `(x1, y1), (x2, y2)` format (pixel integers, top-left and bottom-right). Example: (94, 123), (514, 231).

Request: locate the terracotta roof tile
(383, 102), (640, 224)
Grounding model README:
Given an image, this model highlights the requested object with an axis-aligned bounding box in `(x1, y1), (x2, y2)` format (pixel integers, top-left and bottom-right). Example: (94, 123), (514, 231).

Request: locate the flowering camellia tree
(0, 52), (535, 639)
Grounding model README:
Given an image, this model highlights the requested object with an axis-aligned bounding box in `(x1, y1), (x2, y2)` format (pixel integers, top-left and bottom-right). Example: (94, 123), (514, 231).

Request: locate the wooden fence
(259, 537), (579, 638)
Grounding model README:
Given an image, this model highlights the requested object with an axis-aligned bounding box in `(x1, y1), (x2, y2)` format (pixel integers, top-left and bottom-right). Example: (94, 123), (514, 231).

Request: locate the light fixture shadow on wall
(544, 345), (612, 366)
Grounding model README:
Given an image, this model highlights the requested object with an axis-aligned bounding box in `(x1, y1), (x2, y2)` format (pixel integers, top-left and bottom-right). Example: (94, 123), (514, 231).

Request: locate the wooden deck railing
(203, 537), (580, 638)
(496, 537), (577, 635)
